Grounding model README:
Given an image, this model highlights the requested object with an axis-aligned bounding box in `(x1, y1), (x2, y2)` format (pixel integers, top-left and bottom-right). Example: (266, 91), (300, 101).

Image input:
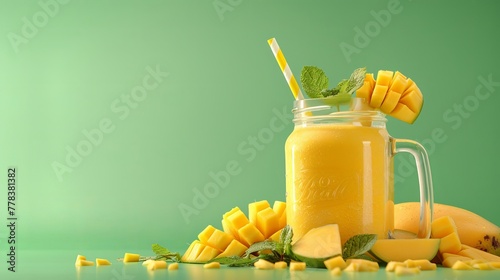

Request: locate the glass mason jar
(285, 97), (433, 244)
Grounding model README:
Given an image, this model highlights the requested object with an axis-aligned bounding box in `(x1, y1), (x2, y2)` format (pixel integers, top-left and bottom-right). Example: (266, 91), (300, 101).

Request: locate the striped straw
(267, 38), (304, 100)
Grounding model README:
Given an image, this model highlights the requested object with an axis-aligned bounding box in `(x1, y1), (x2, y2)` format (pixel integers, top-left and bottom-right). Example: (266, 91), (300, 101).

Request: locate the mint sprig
(342, 234), (377, 260)
(151, 243), (181, 262)
(300, 66), (366, 98)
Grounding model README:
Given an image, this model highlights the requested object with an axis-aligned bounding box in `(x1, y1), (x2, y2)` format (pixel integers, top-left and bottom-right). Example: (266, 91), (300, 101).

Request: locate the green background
(1, 0), (499, 278)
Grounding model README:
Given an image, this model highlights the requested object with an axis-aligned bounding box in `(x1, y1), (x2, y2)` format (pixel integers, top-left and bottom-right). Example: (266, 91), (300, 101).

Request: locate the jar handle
(392, 138), (434, 238)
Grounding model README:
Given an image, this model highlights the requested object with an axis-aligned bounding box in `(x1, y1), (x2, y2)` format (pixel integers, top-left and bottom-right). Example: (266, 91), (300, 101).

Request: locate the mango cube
(168, 262), (179, 270)
(274, 261), (287, 269)
(439, 232), (462, 254)
(289, 261), (306, 271)
(451, 260), (474, 270)
(203, 262), (221, 269)
(96, 258), (111, 266)
(385, 261), (405, 272)
(272, 201), (287, 229)
(75, 259), (95, 266)
(198, 225), (216, 244)
(238, 223), (264, 247)
(403, 259), (436, 270)
(207, 229), (233, 252)
(256, 207), (280, 238)
(248, 200), (270, 224)
(431, 216), (457, 239)
(147, 260), (167, 271)
(395, 266), (420, 276)
(123, 253), (140, 263)
(195, 245), (219, 262)
(216, 239), (248, 258)
(254, 259), (274, 270)
(323, 256), (346, 270)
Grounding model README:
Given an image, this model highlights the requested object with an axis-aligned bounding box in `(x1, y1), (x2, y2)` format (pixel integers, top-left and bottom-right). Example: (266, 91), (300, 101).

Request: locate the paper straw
(267, 38), (304, 100)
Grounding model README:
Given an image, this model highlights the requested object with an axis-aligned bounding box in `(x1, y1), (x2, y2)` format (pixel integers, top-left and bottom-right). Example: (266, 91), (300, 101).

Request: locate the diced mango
(186, 241), (206, 262)
(142, 259), (154, 267)
(222, 207), (241, 238)
(376, 70), (394, 86)
(385, 261), (405, 272)
(439, 232), (462, 254)
(488, 261), (500, 268)
(123, 253), (140, 263)
(403, 259), (436, 270)
(75, 259), (95, 266)
(345, 259), (379, 271)
(216, 239), (248, 258)
(147, 260), (167, 271)
(75, 255), (86, 266)
(380, 90), (401, 114)
(198, 225), (217, 244)
(238, 223), (265, 247)
(269, 229), (282, 242)
(442, 255), (472, 268)
(203, 262), (221, 269)
(391, 103), (418, 124)
(168, 262), (179, 270)
(207, 228), (233, 252)
(289, 261), (306, 271)
(256, 207), (280, 238)
(227, 209), (250, 232)
(472, 262), (495, 270)
(274, 261), (288, 269)
(272, 201), (287, 229)
(249, 200), (270, 224)
(181, 240), (198, 262)
(323, 256), (346, 270)
(431, 216), (457, 239)
(254, 259), (274, 270)
(330, 267), (342, 276)
(451, 260), (474, 270)
(96, 258), (111, 266)
(461, 245), (500, 262)
(395, 266), (420, 276)
(369, 84), (388, 108)
(356, 73), (376, 101)
(195, 245), (220, 263)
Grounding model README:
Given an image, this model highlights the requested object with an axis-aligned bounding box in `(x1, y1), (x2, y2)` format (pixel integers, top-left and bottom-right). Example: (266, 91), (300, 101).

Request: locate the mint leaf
(244, 240), (279, 257)
(279, 225), (293, 256)
(301, 66), (329, 98)
(151, 243), (181, 262)
(342, 234), (377, 259)
(344, 67), (366, 95)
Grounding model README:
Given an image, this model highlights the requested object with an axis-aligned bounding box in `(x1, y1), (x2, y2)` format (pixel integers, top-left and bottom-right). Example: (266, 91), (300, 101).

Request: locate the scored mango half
(356, 70), (423, 124)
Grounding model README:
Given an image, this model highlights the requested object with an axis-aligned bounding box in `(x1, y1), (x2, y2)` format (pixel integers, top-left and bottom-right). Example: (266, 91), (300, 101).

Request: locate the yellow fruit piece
(248, 200), (270, 224)
(323, 256), (346, 270)
(488, 261), (500, 268)
(330, 267), (342, 276)
(380, 90), (401, 114)
(356, 73), (376, 101)
(289, 261), (306, 271)
(195, 245), (220, 263)
(400, 89), (423, 113)
(186, 241), (206, 262)
(369, 84), (388, 108)
(395, 266), (420, 276)
(222, 207), (241, 238)
(345, 259), (379, 271)
(238, 223), (265, 247)
(394, 202), (500, 256)
(96, 258), (111, 266)
(389, 71), (408, 93)
(75, 259), (95, 266)
(203, 262), (221, 269)
(272, 201), (287, 229)
(142, 259), (154, 267)
(207, 228), (234, 252)
(147, 260), (167, 271)
(181, 240), (199, 262)
(461, 245), (500, 262)
(256, 207), (280, 238)
(369, 239), (440, 262)
(216, 239), (248, 258)
(403, 259), (436, 270)
(226, 208), (250, 235)
(168, 262), (179, 270)
(254, 259), (274, 270)
(473, 262), (495, 270)
(274, 261), (288, 269)
(123, 253), (140, 263)
(385, 261), (405, 272)
(442, 254), (472, 268)
(198, 225), (217, 244)
(75, 255), (86, 266)
(440, 232), (462, 254)
(269, 229), (282, 242)
(390, 103), (419, 124)
(431, 216), (457, 239)
(376, 70), (394, 87)
(451, 260), (474, 270)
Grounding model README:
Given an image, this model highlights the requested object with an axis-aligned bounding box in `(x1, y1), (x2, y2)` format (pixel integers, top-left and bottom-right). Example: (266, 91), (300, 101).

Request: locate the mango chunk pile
(356, 70), (423, 124)
(181, 200), (286, 263)
(432, 216), (500, 270)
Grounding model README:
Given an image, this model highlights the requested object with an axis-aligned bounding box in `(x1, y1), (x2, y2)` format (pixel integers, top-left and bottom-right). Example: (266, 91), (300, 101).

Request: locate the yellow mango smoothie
(285, 121), (394, 244)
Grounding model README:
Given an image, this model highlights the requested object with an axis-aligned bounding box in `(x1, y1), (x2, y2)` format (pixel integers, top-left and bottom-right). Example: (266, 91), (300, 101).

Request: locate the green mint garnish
(342, 234), (377, 260)
(300, 66), (366, 98)
(151, 243), (181, 262)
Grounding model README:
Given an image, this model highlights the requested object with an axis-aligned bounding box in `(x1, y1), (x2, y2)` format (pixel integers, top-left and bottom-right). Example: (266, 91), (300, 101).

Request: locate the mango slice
(369, 239), (440, 262)
(96, 258), (111, 266)
(216, 239), (248, 258)
(123, 253), (140, 263)
(292, 224), (342, 268)
(289, 261), (306, 271)
(254, 259), (274, 270)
